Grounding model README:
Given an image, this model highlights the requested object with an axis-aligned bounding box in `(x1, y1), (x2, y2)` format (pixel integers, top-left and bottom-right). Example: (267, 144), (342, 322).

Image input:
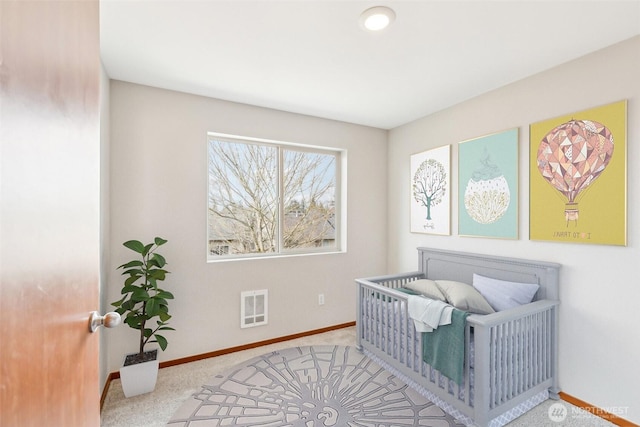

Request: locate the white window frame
(207, 132), (346, 262)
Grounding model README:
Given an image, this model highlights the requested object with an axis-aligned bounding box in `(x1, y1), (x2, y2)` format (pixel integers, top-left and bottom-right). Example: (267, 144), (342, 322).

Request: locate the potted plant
(111, 237), (175, 397)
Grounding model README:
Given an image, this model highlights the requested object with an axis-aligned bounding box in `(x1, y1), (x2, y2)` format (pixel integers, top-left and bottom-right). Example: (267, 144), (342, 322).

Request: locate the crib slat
(503, 322), (509, 403)
(546, 308), (552, 380)
(390, 295), (396, 357)
(543, 311), (548, 381)
(536, 312), (542, 385)
(362, 289), (368, 343)
(527, 317), (532, 390)
(407, 308), (413, 370)
(364, 289), (369, 343)
(500, 322), (513, 403)
(536, 313), (547, 384)
(548, 308), (553, 379)
(541, 312), (545, 384)
(518, 317), (524, 394)
(531, 315), (536, 387)
(383, 292), (388, 352)
(507, 321), (513, 401)
(376, 291), (381, 348)
(368, 290), (373, 344)
(367, 290), (373, 345)
(528, 316), (532, 387)
(547, 308), (552, 380)
(395, 296), (400, 359)
(537, 311), (541, 381)
(523, 315), (529, 389)
(498, 324), (504, 405)
(400, 299), (405, 364)
(510, 319), (517, 399)
(400, 301), (409, 366)
(394, 297), (398, 359)
(370, 291), (375, 344)
(532, 314), (536, 385)
(464, 323), (471, 405)
(495, 324), (500, 406)
(534, 313), (539, 383)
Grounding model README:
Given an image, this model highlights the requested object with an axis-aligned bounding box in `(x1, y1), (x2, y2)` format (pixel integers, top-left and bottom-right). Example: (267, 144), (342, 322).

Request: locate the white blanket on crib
(407, 295), (453, 332)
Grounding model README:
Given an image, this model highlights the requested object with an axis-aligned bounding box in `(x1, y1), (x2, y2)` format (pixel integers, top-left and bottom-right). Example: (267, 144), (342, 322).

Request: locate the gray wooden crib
(356, 248), (561, 427)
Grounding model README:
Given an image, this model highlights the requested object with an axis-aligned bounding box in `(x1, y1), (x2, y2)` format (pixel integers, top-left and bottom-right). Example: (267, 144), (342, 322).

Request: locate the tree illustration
(413, 159), (447, 220)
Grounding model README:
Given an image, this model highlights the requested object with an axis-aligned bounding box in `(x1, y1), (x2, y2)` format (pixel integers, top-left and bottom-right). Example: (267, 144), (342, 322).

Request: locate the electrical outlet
(318, 293), (325, 305)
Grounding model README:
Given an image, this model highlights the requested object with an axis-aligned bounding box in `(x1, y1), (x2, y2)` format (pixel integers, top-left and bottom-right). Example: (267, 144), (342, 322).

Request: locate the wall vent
(240, 289), (268, 328)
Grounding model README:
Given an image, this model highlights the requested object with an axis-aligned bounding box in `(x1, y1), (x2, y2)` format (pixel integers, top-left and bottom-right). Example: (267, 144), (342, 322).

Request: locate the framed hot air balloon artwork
(410, 144), (451, 235)
(529, 100), (627, 246)
(458, 128), (519, 239)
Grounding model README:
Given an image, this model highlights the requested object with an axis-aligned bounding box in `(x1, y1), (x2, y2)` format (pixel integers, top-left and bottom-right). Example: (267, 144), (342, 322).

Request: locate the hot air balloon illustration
(537, 119), (614, 225)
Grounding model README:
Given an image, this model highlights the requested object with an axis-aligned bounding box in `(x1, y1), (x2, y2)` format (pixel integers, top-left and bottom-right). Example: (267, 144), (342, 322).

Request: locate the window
(207, 133), (343, 261)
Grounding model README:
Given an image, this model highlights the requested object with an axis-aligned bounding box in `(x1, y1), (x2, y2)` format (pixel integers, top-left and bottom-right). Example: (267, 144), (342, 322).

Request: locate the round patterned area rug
(167, 345), (463, 426)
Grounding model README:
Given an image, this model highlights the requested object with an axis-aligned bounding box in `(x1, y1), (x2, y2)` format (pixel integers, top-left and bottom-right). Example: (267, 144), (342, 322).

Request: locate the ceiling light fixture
(360, 6), (395, 31)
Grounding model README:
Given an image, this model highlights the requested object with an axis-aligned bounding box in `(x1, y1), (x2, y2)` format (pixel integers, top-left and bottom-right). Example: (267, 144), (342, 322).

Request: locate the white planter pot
(119, 351), (159, 398)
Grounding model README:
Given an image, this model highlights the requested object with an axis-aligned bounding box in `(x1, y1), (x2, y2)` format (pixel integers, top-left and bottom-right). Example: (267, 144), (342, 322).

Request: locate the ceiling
(100, 1), (640, 130)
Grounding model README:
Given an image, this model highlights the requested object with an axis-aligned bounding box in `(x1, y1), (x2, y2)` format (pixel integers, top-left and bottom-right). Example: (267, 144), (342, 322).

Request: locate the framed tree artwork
(458, 128), (519, 239)
(410, 145), (450, 235)
(529, 100), (627, 245)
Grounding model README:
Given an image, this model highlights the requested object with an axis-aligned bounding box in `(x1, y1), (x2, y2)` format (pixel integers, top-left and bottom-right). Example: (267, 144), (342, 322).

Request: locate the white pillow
(404, 279), (446, 301)
(472, 273), (539, 311)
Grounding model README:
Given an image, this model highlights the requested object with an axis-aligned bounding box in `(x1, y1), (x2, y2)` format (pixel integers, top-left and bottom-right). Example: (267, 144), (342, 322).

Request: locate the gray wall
(388, 36), (640, 423)
(107, 81), (388, 372)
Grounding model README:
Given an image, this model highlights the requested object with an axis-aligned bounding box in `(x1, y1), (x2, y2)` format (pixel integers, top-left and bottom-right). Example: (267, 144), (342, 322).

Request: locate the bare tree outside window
(208, 140), (278, 255)
(208, 137), (339, 259)
(283, 149), (336, 250)
(412, 159), (447, 221)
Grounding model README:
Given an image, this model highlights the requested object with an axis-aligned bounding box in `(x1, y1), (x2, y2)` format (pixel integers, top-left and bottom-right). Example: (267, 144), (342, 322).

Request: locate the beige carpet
(100, 326), (615, 427)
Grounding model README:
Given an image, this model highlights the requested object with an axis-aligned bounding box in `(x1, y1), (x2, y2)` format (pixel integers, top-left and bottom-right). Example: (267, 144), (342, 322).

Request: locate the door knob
(89, 311), (121, 332)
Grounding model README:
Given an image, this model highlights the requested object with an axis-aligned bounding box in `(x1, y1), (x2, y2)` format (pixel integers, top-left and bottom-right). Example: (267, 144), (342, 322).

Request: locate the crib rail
(356, 271), (424, 289)
(356, 276), (559, 426)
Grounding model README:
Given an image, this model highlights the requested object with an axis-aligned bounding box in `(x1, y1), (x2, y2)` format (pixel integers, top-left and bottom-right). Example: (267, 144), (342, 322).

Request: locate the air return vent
(240, 289), (268, 328)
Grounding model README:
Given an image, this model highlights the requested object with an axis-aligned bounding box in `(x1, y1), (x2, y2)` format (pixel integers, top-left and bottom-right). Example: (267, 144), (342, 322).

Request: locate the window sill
(207, 249), (346, 263)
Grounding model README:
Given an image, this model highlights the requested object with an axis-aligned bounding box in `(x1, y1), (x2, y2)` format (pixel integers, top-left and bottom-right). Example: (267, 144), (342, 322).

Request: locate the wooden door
(0, 1), (101, 426)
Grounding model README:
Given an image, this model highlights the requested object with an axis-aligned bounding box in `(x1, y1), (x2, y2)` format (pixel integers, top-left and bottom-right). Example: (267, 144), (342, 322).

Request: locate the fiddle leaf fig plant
(111, 237), (175, 364)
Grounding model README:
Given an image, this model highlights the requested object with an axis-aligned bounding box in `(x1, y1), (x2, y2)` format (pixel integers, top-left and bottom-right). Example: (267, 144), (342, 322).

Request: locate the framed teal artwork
(458, 128), (518, 239)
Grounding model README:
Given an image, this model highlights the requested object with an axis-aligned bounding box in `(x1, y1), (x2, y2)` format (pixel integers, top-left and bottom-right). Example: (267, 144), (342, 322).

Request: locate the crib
(356, 247), (561, 427)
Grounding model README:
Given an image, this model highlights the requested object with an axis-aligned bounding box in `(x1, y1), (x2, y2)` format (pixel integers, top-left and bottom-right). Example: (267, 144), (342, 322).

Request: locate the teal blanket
(422, 308), (469, 385)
